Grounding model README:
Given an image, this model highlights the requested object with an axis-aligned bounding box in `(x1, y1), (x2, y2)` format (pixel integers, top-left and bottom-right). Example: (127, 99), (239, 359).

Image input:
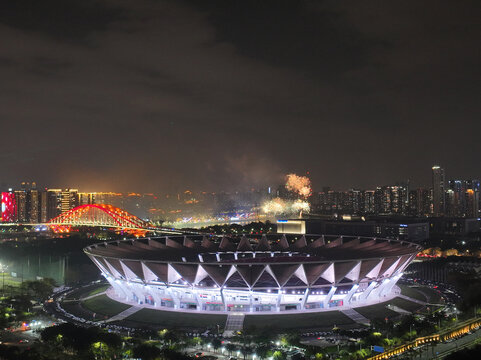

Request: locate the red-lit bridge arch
(48, 204), (152, 235)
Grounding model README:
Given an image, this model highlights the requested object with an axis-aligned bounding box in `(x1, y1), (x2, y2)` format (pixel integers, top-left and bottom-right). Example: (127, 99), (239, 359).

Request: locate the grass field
(62, 301), (101, 321)
(82, 294), (130, 317)
(64, 282), (109, 300)
(126, 308), (227, 330)
(86, 284), (110, 297)
(243, 311), (355, 331)
(125, 308), (355, 331)
(399, 285), (428, 302)
(416, 287), (444, 305)
(390, 297), (424, 312)
(354, 302), (400, 321)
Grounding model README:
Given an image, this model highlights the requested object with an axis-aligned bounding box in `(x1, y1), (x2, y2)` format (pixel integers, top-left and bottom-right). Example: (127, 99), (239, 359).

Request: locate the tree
(132, 344), (161, 360)
(226, 343), (237, 356)
(212, 338), (222, 353)
(241, 345), (253, 360)
(273, 350), (287, 360)
(21, 278), (56, 302)
(255, 344), (270, 359)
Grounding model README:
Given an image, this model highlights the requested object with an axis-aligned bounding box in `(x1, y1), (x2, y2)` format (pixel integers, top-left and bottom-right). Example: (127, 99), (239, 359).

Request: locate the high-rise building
(46, 189), (62, 220)
(432, 166), (445, 216)
(348, 189), (363, 215)
(79, 192), (95, 205)
(1, 190), (17, 222)
(465, 189), (479, 218)
(61, 189), (79, 214)
(445, 179), (480, 217)
(28, 188), (40, 223)
(15, 190), (28, 222)
(40, 190), (48, 223)
(390, 185), (408, 214)
(364, 190), (375, 214)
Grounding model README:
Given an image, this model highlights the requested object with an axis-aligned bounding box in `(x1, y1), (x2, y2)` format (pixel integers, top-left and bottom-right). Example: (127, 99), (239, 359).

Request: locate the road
(415, 328), (481, 359)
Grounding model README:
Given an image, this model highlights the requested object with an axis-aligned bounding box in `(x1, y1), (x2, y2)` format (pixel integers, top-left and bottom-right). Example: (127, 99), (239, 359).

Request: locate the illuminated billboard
(1, 192), (17, 222)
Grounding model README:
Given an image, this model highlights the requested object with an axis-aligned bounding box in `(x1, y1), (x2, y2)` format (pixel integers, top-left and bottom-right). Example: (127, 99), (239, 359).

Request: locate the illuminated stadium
(84, 234), (421, 314)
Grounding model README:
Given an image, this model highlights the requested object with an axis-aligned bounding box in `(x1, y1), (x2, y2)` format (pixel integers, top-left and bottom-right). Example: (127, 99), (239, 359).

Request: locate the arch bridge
(48, 204), (153, 235)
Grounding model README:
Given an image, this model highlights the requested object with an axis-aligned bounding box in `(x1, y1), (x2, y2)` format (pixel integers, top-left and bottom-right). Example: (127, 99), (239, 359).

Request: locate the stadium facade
(84, 234), (421, 314)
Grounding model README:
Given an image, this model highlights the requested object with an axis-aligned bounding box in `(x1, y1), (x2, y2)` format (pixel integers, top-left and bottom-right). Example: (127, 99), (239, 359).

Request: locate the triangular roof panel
(166, 237), (183, 249)
(201, 265), (234, 286)
(344, 261), (361, 281)
(201, 236), (216, 250)
(379, 257), (400, 277)
(334, 261), (358, 283)
(122, 260), (144, 280)
(319, 263), (335, 283)
(148, 239), (167, 249)
(303, 263), (331, 285)
(168, 264), (182, 283)
(219, 237), (236, 251)
(308, 237), (325, 249)
(224, 272), (248, 288)
(325, 237), (343, 248)
(359, 259), (383, 279)
(252, 271), (278, 288)
(393, 254), (413, 275)
(269, 264), (300, 287)
(120, 261), (140, 280)
(236, 265), (265, 287)
(293, 264), (308, 285)
(105, 258), (126, 278)
(291, 235), (307, 249)
(183, 236), (197, 249)
(256, 235), (271, 251)
(171, 263), (198, 284)
(237, 236), (253, 251)
(141, 262), (159, 282)
(277, 234), (289, 250)
(144, 262), (168, 282)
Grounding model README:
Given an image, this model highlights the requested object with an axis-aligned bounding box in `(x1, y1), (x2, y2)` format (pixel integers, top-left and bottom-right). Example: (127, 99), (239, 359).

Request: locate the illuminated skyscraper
(432, 165), (445, 216)
(61, 189), (79, 213)
(28, 188), (40, 223)
(1, 190), (17, 222)
(40, 190), (48, 222)
(15, 190), (28, 222)
(364, 190), (375, 214)
(79, 192), (95, 205)
(46, 189), (62, 220)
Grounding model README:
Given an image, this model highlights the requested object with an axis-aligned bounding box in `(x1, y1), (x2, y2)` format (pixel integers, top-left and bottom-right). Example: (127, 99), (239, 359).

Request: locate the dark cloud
(0, 0), (480, 192)
(0, 0), (123, 41)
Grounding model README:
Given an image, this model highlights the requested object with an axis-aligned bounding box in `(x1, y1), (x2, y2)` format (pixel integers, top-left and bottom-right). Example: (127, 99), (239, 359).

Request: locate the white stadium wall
(84, 234), (421, 314)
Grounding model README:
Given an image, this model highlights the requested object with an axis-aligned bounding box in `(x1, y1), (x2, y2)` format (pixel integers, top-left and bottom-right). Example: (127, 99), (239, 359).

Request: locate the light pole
(0, 263), (7, 296)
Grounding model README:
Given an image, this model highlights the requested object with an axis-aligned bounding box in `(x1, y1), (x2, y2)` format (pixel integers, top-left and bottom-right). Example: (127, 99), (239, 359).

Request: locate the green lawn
(126, 308), (356, 331)
(354, 302), (400, 321)
(243, 311), (354, 331)
(62, 301), (100, 321)
(416, 287), (444, 305)
(390, 297), (424, 312)
(82, 294), (130, 316)
(64, 282), (109, 300)
(126, 308), (227, 329)
(86, 284), (110, 297)
(0, 273), (22, 288)
(399, 285), (428, 302)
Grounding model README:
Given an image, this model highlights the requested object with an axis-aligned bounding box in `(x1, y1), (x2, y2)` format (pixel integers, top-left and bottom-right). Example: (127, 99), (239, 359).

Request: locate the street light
(0, 263), (8, 296)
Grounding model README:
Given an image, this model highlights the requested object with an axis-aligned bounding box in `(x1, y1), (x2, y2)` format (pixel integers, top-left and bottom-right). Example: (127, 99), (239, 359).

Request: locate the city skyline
(2, 164), (479, 194)
(1, 1), (480, 192)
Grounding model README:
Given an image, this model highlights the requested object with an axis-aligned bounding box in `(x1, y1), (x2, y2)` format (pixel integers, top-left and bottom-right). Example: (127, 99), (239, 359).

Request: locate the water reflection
(0, 234), (101, 285)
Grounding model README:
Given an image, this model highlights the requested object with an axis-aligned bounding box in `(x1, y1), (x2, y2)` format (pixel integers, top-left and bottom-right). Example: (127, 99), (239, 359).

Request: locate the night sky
(1, 0), (480, 192)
